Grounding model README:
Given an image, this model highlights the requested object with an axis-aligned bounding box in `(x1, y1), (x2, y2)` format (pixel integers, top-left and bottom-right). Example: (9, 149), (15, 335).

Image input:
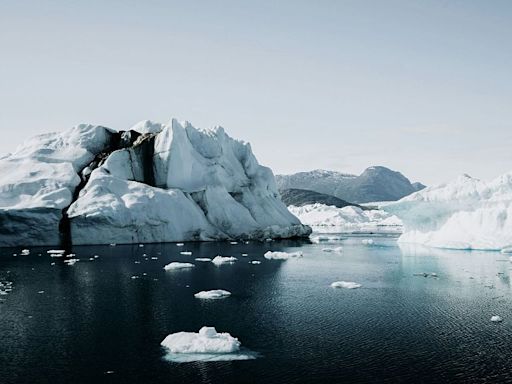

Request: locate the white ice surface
(211, 256), (238, 265)
(163, 262), (195, 270)
(330, 281), (362, 289)
(194, 290), (231, 299)
(263, 250), (303, 260)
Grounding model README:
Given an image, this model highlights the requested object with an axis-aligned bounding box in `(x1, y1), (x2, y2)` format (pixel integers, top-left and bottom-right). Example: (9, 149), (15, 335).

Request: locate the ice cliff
(385, 173), (512, 251)
(0, 119), (311, 246)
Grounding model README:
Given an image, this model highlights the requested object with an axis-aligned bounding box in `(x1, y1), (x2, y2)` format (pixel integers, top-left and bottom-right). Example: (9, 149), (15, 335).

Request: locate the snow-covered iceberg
(288, 204), (402, 234)
(385, 173), (512, 251)
(161, 326), (256, 362)
(0, 119), (311, 246)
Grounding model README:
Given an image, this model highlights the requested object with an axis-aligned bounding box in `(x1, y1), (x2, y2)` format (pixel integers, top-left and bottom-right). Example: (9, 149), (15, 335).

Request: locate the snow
(194, 290), (231, 299)
(0, 118), (310, 246)
(385, 172), (512, 251)
(161, 326), (255, 363)
(264, 250), (303, 260)
(211, 256), (238, 265)
(289, 204), (402, 234)
(163, 262), (195, 270)
(330, 281), (362, 289)
(491, 316), (503, 323)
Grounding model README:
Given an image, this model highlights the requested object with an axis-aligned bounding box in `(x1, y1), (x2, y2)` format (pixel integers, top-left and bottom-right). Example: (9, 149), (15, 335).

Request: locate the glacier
(288, 203), (403, 234)
(385, 173), (512, 251)
(0, 118), (311, 246)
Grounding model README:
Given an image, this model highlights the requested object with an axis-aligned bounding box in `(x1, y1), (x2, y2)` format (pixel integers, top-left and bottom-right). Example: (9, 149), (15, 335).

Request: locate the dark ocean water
(1, 236), (512, 384)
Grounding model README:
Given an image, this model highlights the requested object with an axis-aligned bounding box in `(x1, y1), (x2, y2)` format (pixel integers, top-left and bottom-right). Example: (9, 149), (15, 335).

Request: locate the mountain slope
(276, 166), (425, 204)
(279, 188), (360, 209)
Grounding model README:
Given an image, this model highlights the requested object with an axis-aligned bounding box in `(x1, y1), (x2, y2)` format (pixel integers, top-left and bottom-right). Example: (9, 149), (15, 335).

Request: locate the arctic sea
(1, 236), (512, 383)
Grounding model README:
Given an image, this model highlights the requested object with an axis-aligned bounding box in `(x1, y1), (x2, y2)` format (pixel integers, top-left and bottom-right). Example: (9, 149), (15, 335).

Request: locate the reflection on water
(1, 237), (512, 383)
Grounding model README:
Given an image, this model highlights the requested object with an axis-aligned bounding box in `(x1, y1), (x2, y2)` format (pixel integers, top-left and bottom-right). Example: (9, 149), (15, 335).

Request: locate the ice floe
(161, 326), (256, 363)
(322, 247), (343, 253)
(179, 251), (192, 256)
(263, 251), (303, 260)
(163, 262), (195, 271)
(194, 290), (231, 299)
(491, 315), (503, 323)
(330, 281), (362, 289)
(211, 256), (238, 265)
(194, 258), (212, 262)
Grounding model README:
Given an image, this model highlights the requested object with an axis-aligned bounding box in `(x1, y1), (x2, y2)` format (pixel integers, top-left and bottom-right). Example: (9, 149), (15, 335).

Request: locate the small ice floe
(131, 275), (140, 279)
(263, 251), (303, 260)
(194, 290), (231, 299)
(139, 244), (144, 248)
(331, 281), (362, 289)
(491, 315), (503, 323)
(265, 238), (273, 242)
(164, 262), (195, 271)
(47, 250), (65, 256)
(322, 247), (343, 253)
(211, 256), (238, 265)
(230, 241), (238, 245)
(311, 235), (345, 243)
(151, 257), (158, 260)
(501, 247), (512, 254)
(21, 249), (30, 256)
(180, 251), (192, 256)
(37, 291), (45, 294)
(161, 326), (256, 363)
(66, 253), (76, 258)
(110, 243), (116, 247)
(195, 258), (212, 262)
(134, 261), (141, 264)
(250, 261), (261, 265)
(64, 258), (79, 265)
(241, 253), (248, 257)
(361, 239), (374, 245)
(94, 255), (99, 259)
(176, 243), (185, 247)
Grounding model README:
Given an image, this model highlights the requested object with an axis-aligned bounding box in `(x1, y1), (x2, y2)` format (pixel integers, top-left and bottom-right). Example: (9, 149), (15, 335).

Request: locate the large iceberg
(0, 119), (311, 246)
(385, 173), (512, 251)
(288, 203), (402, 234)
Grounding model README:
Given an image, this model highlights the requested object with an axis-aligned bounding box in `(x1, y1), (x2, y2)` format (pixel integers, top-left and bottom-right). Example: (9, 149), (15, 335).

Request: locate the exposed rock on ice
(386, 173), (512, 250)
(163, 262), (195, 270)
(194, 290), (231, 299)
(330, 281), (362, 289)
(161, 326), (255, 363)
(264, 250), (303, 260)
(289, 204), (402, 234)
(211, 256), (238, 265)
(0, 118), (311, 246)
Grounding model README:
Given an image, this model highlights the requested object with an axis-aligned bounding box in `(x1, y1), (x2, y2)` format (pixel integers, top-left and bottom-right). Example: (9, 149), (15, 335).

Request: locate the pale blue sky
(1, 0), (511, 184)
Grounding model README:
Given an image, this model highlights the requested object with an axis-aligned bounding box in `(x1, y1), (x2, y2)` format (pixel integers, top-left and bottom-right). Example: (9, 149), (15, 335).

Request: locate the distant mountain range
(276, 166), (425, 204)
(279, 188), (361, 209)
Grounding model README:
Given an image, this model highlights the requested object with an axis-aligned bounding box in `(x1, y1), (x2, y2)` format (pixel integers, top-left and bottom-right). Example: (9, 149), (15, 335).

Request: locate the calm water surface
(1, 236), (512, 383)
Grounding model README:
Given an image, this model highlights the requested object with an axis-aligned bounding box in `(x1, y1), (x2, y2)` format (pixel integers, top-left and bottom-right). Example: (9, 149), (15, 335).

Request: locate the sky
(1, 0), (511, 185)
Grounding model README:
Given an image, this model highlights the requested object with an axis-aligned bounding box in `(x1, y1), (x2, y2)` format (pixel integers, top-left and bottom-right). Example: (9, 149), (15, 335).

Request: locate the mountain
(276, 166), (425, 204)
(0, 119), (311, 246)
(279, 188), (360, 209)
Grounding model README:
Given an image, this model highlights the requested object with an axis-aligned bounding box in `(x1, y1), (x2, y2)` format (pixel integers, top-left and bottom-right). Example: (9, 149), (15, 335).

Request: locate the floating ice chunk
(501, 247), (512, 254)
(330, 281), (362, 289)
(322, 246), (343, 253)
(195, 258), (212, 262)
(361, 239), (374, 245)
(250, 260), (261, 264)
(241, 253), (248, 257)
(263, 251), (303, 260)
(211, 256), (238, 265)
(194, 290), (232, 299)
(21, 249), (30, 255)
(176, 243), (185, 247)
(180, 251), (192, 256)
(230, 241), (238, 245)
(491, 315), (503, 322)
(164, 262), (195, 270)
(139, 244), (144, 248)
(47, 250), (66, 255)
(110, 243), (116, 247)
(64, 258), (79, 265)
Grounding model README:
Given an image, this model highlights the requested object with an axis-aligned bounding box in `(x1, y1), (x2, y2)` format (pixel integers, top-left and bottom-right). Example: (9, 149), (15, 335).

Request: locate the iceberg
(330, 281), (362, 289)
(194, 290), (231, 299)
(263, 250), (303, 260)
(161, 327), (256, 363)
(0, 119), (311, 246)
(163, 262), (195, 271)
(288, 204), (402, 234)
(385, 173), (512, 251)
